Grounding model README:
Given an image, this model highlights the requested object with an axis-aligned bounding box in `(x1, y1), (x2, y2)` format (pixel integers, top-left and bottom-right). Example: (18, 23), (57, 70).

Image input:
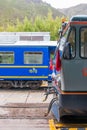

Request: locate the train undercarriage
(0, 80), (43, 89)
(48, 90), (87, 130)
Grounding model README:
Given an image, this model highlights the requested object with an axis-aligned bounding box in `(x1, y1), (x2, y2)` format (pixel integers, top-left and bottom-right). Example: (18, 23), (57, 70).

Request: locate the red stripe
(70, 21), (87, 25)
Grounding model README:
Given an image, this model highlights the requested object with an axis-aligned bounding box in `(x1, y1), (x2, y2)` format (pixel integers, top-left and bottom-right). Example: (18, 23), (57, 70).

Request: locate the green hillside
(0, 0), (64, 25)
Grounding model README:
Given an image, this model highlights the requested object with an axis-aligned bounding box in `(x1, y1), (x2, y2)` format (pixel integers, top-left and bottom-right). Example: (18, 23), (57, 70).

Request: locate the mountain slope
(0, 0), (64, 25)
(59, 4), (87, 18)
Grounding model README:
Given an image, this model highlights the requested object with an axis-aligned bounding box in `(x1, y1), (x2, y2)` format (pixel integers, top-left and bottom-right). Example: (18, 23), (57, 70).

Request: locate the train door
(61, 25), (87, 91)
(79, 26), (87, 91)
(61, 26), (77, 91)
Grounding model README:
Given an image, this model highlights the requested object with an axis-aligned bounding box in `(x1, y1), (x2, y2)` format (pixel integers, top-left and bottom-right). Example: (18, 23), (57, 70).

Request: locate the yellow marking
(41, 81), (48, 87)
(49, 119), (87, 130)
(49, 120), (56, 130)
(0, 76), (48, 78)
(0, 66), (48, 68)
(69, 128), (77, 130)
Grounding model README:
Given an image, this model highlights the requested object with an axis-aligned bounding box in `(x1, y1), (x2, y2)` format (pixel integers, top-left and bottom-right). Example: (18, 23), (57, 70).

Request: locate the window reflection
(24, 52), (43, 64)
(0, 52), (14, 64)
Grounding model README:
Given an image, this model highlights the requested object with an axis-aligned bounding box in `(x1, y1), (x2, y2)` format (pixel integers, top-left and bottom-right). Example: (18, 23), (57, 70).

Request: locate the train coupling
(43, 87), (58, 102)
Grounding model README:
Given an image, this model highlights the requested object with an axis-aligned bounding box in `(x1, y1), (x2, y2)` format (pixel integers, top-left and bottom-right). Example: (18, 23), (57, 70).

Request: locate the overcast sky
(42, 0), (87, 9)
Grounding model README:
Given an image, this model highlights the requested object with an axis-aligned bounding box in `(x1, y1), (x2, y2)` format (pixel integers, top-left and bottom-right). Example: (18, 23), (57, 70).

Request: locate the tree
(23, 16), (34, 31)
(0, 12), (67, 40)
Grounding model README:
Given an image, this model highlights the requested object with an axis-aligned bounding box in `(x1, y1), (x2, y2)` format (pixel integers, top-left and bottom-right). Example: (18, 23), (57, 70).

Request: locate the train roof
(0, 41), (57, 46)
(70, 15), (87, 21)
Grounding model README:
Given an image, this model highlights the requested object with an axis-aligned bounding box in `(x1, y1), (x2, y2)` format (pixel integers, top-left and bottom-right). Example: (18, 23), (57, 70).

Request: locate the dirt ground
(0, 88), (53, 130)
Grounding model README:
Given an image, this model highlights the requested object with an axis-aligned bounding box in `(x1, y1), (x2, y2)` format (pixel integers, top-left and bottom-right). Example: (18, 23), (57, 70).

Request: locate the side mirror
(63, 42), (72, 59)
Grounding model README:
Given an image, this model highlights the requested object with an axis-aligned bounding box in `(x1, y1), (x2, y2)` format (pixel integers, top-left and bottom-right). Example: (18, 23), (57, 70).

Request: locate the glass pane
(24, 52), (43, 64)
(80, 27), (87, 58)
(67, 27), (76, 58)
(0, 52), (14, 64)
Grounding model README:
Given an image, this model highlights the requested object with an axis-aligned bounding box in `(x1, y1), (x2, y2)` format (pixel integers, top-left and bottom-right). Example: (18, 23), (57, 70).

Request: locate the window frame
(79, 26), (87, 59)
(0, 51), (14, 64)
(63, 26), (76, 59)
(24, 51), (43, 64)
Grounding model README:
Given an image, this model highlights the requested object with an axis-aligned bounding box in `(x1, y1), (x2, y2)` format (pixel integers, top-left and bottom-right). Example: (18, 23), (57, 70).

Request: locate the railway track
(0, 103), (52, 119)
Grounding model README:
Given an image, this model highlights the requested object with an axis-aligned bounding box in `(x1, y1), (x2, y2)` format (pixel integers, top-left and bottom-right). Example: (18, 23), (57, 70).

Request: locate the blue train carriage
(46, 15), (87, 125)
(0, 41), (57, 89)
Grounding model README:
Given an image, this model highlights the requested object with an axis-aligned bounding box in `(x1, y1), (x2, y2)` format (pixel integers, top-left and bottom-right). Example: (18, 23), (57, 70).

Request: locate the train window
(58, 27), (70, 55)
(80, 27), (87, 58)
(24, 52), (43, 64)
(0, 52), (14, 64)
(66, 27), (76, 58)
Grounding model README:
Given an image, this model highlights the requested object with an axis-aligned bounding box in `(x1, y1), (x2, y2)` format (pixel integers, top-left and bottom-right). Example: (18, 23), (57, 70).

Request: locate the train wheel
(29, 84), (40, 90)
(29, 81), (42, 90)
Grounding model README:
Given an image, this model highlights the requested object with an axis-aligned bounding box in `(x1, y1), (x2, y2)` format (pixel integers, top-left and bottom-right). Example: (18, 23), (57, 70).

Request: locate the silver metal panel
(0, 41), (57, 46)
(61, 59), (87, 91)
(0, 32), (50, 44)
